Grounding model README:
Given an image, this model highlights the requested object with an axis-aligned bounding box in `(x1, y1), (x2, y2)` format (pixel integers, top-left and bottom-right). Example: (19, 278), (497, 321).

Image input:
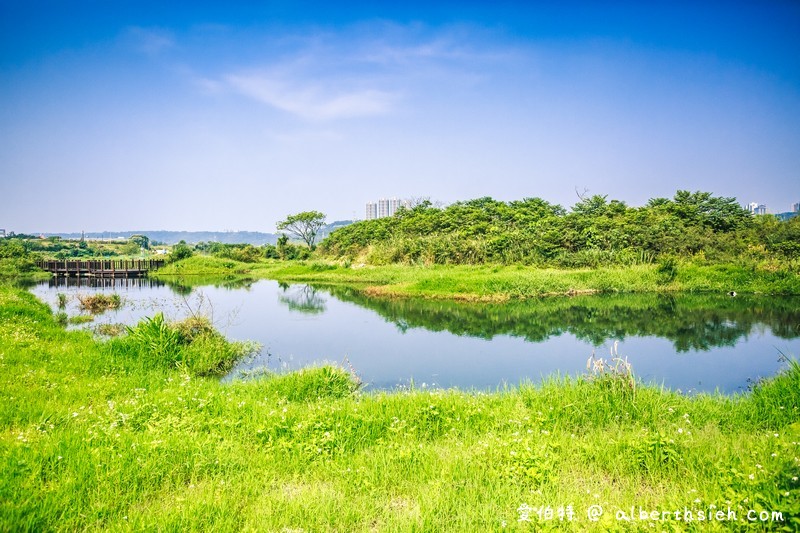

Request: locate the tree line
(318, 191), (800, 266)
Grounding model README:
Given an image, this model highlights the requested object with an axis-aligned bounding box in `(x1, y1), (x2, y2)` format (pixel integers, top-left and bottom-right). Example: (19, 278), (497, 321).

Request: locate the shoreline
(150, 256), (800, 300)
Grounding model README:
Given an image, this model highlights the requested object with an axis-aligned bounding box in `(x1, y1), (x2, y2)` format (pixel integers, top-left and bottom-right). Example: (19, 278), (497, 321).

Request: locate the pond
(30, 277), (800, 394)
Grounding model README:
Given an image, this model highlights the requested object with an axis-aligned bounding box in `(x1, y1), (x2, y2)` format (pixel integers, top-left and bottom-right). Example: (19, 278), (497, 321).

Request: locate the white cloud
(226, 72), (397, 120)
(208, 24), (516, 120)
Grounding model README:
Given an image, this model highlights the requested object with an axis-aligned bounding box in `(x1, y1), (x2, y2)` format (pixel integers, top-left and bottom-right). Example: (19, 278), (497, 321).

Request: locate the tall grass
(120, 312), (260, 376)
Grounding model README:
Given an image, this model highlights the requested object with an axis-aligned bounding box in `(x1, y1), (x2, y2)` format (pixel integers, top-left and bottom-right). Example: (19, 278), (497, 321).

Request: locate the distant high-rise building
(377, 198), (390, 218)
(366, 197), (412, 220)
(793, 202), (800, 213)
(747, 202), (767, 215)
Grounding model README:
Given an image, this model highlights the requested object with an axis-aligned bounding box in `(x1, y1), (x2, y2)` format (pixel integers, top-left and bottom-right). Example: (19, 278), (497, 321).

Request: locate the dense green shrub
(0, 239), (37, 276)
(122, 313), (258, 376)
(169, 241), (194, 262)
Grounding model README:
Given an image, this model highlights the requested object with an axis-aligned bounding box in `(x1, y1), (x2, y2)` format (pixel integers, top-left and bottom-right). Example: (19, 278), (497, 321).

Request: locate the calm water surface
(30, 277), (800, 394)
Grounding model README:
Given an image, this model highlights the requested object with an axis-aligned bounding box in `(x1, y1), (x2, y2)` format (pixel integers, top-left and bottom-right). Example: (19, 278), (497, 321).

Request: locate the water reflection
(162, 276), (257, 295)
(320, 286), (800, 352)
(45, 276), (166, 289)
(278, 283), (327, 314)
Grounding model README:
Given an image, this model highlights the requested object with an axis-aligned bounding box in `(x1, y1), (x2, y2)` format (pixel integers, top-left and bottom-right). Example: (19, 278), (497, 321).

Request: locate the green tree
(277, 234), (289, 259)
(170, 241), (193, 262)
(277, 211), (326, 250)
(129, 234), (150, 250)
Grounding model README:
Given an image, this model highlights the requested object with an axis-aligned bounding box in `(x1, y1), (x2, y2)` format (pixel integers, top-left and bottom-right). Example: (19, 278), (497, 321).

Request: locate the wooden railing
(36, 259), (166, 278)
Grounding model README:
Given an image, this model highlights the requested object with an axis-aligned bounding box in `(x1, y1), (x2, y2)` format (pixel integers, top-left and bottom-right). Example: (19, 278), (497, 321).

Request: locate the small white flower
(749, 474), (755, 480)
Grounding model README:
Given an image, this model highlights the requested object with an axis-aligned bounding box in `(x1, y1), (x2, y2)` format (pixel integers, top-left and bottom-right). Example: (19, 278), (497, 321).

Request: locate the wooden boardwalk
(36, 259), (166, 278)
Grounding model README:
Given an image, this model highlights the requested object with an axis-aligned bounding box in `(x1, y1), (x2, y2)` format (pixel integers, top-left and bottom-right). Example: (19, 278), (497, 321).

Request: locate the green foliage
(656, 257), (679, 284)
(169, 240), (194, 262)
(277, 210), (326, 250)
(0, 239), (28, 259)
(67, 314), (94, 325)
(125, 312), (184, 365)
(0, 239), (37, 277)
(632, 430), (681, 473)
(253, 365), (361, 402)
(122, 313), (259, 376)
(319, 190), (786, 267)
(274, 233), (312, 260)
(203, 243), (264, 263)
(129, 234), (150, 250)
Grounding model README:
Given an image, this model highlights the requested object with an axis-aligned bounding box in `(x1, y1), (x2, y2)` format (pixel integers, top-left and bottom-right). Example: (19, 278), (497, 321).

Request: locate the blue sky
(1, 1), (799, 233)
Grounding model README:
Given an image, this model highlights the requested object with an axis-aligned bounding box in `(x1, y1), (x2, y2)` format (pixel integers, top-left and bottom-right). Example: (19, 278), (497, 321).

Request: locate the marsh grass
(77, 292), (122, 313)
(1, 284), (799, 531)
(94, 323), (125, 337)
(121, 312), (260, 376)
(67, 314), (94, 324)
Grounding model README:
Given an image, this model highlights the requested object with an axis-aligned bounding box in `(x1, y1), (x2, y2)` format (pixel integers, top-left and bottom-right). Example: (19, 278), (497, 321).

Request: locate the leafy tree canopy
(277, 211), (326, 250)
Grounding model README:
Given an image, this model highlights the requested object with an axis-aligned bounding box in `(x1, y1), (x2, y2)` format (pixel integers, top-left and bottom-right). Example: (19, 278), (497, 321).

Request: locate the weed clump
(123, 313), (259, 376)
(261, 365), (361, 402)
(68, 314), (94, 325)
(77, 293), (122, 313)
(95, 323), (125, 337)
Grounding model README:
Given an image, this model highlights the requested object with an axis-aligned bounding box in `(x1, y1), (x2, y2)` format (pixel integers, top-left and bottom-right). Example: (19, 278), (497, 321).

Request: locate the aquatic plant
(123, 312), (260, 376)
(77, 293), (122, 313)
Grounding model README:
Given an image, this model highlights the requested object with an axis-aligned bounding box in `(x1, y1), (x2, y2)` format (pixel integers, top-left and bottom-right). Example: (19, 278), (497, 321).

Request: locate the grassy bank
(153, 256), (800, 300)
(2, 284), (799, 531)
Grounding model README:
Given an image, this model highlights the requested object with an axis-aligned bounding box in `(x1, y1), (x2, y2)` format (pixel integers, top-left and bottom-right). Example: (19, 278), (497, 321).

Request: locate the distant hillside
(44, 221), (353, 245)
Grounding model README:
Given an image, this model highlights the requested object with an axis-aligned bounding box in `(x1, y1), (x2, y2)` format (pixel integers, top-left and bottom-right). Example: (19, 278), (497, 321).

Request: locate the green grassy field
(153, 256), (800, 300)
(1, 284), (799, 531)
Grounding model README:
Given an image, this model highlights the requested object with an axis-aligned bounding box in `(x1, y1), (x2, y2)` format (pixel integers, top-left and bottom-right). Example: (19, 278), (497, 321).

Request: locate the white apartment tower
(366, 197), (412, 220)
(747, 202), (767, 215)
